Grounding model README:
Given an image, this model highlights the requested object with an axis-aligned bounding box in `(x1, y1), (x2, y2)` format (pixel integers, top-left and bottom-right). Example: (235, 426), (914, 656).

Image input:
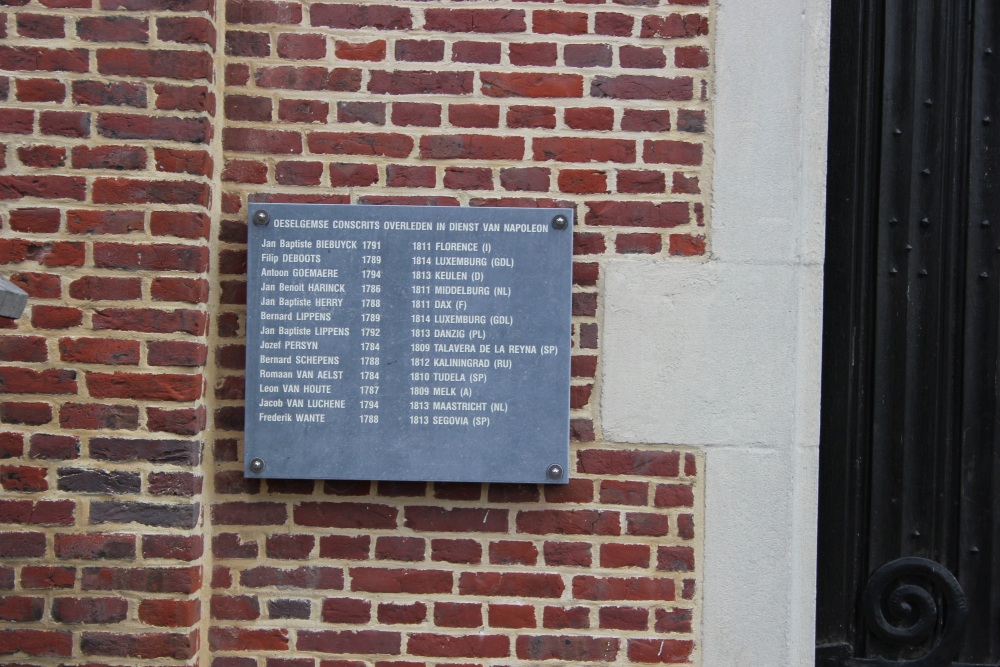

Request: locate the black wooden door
(816, 1), (1000, 666)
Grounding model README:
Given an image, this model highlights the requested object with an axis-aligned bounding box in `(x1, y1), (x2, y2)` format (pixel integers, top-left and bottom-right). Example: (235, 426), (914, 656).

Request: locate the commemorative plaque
(244, 204), (572, 484)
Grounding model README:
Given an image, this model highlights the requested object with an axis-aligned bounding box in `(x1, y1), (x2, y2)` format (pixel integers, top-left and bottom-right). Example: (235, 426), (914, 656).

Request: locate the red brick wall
(1, 0), (709, 663)
(0, 0), (216, 661)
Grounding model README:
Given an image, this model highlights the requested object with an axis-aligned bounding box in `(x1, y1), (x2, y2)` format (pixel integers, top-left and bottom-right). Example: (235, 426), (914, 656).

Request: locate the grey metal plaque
(244, 203), (572, 484)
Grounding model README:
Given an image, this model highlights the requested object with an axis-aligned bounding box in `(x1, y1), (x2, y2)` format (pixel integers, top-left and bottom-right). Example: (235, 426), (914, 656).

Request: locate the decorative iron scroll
(856, 557), (968, 667)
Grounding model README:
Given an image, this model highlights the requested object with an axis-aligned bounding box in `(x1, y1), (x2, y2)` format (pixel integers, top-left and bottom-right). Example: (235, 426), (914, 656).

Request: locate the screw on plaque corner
(249, 458), (265, 474)
(253, 209), (270, 226)
(551, 214), (569, 230)
(546, 464), (564, 480)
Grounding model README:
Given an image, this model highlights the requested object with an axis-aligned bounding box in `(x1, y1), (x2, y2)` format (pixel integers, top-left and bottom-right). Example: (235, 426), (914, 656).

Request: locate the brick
(267, 534), (315, 559)
(656, 545), (694, 572)
(600, 606), (648, 630)
(52, 597), (128, 624)
(17, 145), (65, 168)
(66, 210), (143, 235)
(80, 630), (198, 659)
(482, 72), (581, 98)
(0, 46), (88, 73)
(69, 145), (145, 170)
(334, 40), (385, 61)
(155, 83), (212, 111)
(73, 80), (147, 107)
(375, 536), (424, 561)
(295, 502), (396, 528)
(444, 167), (492, 190)
(90, 437), (199, 465)
(434, 601), (480, 627)
(566, 44), (612, 68)
(58, 468), (140, 494)
(616, 232), (662, 254)
(566, 107), (614, 131)
(155, 148), (211, 176)
(279, 99), (328, 123)
(86, 372), (201, 401)
(396, 39), (444, 62)
(97, 113), (207, 143)
(240, 566), (343, 590)
(17, 13), (66, 38)
(500, 166), (549, 191)
(224, 128), (302, 154)
(213, 501), (286, 525)
(0, 432), (24, 459)
(391, 102), (440, 127)
(559, 169), (607, 194)
(600, 480), (649, 505)
(677, 513), (695, 539)
(93, 308), (206, 335)
(449, 104), (499, 128)
(425, 9), (525, 33)
(544, 478), (594, 503)
(22, 565), (75, 588)
(592, 75), (693, 100)
(408, 634), (508, 658)
(139, 598), (199, 626)
(677, 108), (705, 132)
(458, 572), (563, 598)
(256, 66), (360, 92)
(30, 434), (80, 461)
(654, 483), (694, 507)
(430, 538), (481, 564)
(516, 509), (620, 535)
(0, 367), (75, 394)
(223, 159), (267, 184)
(600, 543), (651, 568)
(77, 16), (148, 42)
(5, 402), (55, 427)
(92, 178), (208, 206)
(0, 464), (47, 491)
(640, 13), (708, 38)
(369, 70), (472, 96)
(270, 599), (309, 619)
(226, 30), (269, 57)
(149, 471), (201, 497)
(213, 533), (258, 559)
(579, 449), (680, 476)
(488, 603), (534, 628)
(15, 78), (65, 102)
(573, 575), (674, 601)
(644, 139), (702, 165)
(98, 48), (212, 80)
(310, 5), (411, 30)
(517, 635), (618, 661)
(655, 607), (692, 633)
(276, 161), (324, 185)
(59, 403), (138, 430)
(627, 638), (694, 663)
(0, 629), (72, 656)
(0, 336), (46, 361)
(351, 568), (452, 594)
(620, 170), (666, 193)
(82, 565), (201, 593)
(585, 201), (688, 228)
(318, 534), (369, 560)
(158, 16), (215, 45)
(0, 531), (46, 557)
(299, 630), (401, 655)
(622, 45), (667, 69)
(0, 596), (44, 622)
(543, 606), (590, 629)
(0, 176), (86, 201)
(90, 500), (198, 528)
(420, 135), (522, 160)
(509, 42), (557, 67)
(309, 132), (412, 157)
(534, 137), (634, 163)
(453, 41), (501, 64)
(322, 597), (370, 623)
(226, 0), (301, 24)
(404, 506), (507, 532)
(377, 601), (426, 624)
(489, 541), (537, 565)
(338, 101), (385, 125)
